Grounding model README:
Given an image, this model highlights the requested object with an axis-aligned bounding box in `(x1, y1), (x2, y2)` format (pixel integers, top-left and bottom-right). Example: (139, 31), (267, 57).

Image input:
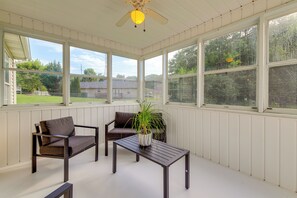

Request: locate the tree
(40, 61), (63, 96)
(168, 46), (197, 75)
(82, 68), (97, 82)
(70, 77), (81, 97)
(16, 60), (45, 93)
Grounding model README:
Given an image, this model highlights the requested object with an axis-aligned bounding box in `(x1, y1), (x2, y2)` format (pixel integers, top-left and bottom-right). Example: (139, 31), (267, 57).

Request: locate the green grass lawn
(17, 94), (105, 104)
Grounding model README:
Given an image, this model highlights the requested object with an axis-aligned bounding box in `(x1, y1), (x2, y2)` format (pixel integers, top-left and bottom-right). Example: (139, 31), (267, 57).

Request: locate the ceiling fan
(116, 0), (168, 31)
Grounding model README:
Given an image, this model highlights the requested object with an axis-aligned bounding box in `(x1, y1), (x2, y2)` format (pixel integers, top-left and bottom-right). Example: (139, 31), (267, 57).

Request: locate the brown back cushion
(114, 112), (135, 128)
(40, 116), (75, 145)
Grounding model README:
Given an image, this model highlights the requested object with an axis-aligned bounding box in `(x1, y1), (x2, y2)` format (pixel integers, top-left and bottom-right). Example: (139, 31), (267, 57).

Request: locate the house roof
(80, 79), (137, 89)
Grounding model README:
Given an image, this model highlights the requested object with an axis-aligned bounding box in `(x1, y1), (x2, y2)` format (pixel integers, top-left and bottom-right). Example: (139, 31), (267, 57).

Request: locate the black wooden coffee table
(112, 135), (190, 198)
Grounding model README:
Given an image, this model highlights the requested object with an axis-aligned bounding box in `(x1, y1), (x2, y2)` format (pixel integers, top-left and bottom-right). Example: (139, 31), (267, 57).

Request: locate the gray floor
(0, 144), (297, 198)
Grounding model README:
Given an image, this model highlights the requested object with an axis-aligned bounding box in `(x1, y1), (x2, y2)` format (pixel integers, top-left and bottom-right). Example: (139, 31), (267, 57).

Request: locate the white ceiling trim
(0, 9), (142, 56)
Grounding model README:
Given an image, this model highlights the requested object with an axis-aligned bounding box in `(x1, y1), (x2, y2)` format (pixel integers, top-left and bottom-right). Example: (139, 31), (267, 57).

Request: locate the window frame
(144, 55), (163, 104)
(265, 11), (297, 114)
(69, 45), (108, 105)
(201, 23), (259, 111)
(2, 31), (65, 107)
(166, 43), (198, 105)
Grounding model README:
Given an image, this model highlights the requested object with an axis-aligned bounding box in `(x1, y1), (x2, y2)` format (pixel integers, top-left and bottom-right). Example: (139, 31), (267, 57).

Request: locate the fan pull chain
(143, 20), (146, 32)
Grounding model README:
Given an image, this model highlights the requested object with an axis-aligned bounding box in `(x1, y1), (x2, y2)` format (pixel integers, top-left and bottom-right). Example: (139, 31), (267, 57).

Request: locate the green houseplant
(132, 101), (165, 146)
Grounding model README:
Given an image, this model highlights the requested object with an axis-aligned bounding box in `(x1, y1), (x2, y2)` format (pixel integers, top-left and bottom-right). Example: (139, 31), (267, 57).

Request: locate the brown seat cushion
(40, 136), (95, 156)
(114, 112), (135, 128)
(108, 128), (136, 134)
(40, 116), (75, 145)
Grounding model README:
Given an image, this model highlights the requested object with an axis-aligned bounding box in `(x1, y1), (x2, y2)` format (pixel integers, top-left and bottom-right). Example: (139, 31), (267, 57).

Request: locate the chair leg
(95, 143), (98, 161)
(32, 134), (37, 173)
(64, 139), (69, 182)
(64, 157), (69, 182)
(105, 140), (108, 156)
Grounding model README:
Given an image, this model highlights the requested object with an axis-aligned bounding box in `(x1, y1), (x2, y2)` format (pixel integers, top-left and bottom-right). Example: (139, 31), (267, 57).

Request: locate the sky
(29, 37), (164, 77)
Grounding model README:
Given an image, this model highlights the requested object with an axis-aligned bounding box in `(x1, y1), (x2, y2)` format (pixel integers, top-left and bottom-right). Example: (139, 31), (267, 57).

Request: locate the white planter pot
(138, 133), (152, 146)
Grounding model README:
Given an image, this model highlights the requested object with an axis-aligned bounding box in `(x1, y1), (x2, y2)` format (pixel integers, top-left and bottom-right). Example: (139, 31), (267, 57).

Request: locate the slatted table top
(114, 135), (190, 167)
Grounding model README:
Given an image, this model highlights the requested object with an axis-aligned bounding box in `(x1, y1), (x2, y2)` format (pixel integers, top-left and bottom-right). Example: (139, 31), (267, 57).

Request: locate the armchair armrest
(74, 124), (99, 138)
(105, 120), (115, 134)
(32, 132), (68, 139)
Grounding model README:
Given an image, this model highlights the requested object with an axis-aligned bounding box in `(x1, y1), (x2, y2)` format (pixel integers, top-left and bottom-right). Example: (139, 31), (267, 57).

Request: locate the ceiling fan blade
(116, 11), (131, 27)
(146, 8), (168, 24)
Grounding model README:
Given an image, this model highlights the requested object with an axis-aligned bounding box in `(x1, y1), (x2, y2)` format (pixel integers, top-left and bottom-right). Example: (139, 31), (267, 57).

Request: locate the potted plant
(132, 101), (165, 146)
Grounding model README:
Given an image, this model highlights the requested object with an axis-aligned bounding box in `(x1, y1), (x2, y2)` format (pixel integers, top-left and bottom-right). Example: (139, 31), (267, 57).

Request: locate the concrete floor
(0, 144), (297, 198)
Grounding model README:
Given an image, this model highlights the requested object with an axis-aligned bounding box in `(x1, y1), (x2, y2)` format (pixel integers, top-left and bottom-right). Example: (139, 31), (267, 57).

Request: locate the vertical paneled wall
(163, 105), (297, 192)
(0, 104), (138, 168)
(1, 104), (297, 193)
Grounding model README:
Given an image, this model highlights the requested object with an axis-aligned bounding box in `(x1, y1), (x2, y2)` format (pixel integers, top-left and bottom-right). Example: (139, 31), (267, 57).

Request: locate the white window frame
(166, 43), (198, 106)
(2, 31), (65, 107)
(69, 45), (108, 105)
(201, 23), (259, 111)
(264, 9), (297, 114)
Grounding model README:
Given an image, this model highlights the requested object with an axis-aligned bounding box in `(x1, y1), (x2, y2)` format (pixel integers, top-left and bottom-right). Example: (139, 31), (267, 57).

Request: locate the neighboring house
(3, 33), (31, 105)
(80, 79), (138, 99)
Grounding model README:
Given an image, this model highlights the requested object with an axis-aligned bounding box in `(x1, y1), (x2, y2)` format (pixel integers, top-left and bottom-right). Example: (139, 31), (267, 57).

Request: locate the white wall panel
(264, 117), (280, 185)
(239, 114), (251, 175)
(228, 113), (240, 170)
(51, 109), (60, 119)
(19, 111), (31, 162)
(84, 108), (91, 135)
(60, 109), (69, 117)
(7, 111), (19, 165)
(97, 107), (104, 143)
(251, 116), (265, 179)
(219, 112), (229, 166)
(76, 108), (85, 135)
(210, 111), (220, 163)
(42, 110), (51, 121)
(189, 109), (196, 153)
(202, 111), (211, 159)
(279, 119), (296, 191)
(195, 110), (203, 157)
(0, 111), (7, 167)
(170, 108), (178, 146)
(177, 108), (184, 148)
(182, 109), (190, 150)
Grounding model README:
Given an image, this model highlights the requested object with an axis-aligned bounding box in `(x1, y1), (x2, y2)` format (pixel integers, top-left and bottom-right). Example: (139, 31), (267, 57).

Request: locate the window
(168, 45), (197, 103)
(112, 55), (137, 101)
(268, 12), (297, 109)
(3, 33), (63, 105)
(70, 47), (107, 103)
(144, 55), (162, 102)
(204, 25), (257, 107)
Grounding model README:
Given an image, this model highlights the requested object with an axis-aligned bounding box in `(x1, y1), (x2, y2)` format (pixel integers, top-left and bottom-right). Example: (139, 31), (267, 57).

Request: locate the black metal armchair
(32, 116), (99, 182)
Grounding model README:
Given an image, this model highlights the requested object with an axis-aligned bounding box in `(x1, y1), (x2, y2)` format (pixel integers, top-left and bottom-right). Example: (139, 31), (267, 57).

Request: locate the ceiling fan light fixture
(130, 10), (145, 25)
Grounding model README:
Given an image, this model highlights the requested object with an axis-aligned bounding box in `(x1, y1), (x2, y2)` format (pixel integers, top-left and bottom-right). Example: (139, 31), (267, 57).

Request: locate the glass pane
(145, 56), (162, 102)
(70, 76), (107, 103)
(168, 75), (197, 103)
(204, 70), (256, 106)
(269, 65), (297, 108)
(204, 25), (257, 71)
(3, 33), (63, 105)
(168, 45), (197, 103)
(112, 55), (137, 100)
(70, 47), (107, 76)
(269, 12), (297, 62)
(15, 71), (63, 104)
(70, 47), (107, 103)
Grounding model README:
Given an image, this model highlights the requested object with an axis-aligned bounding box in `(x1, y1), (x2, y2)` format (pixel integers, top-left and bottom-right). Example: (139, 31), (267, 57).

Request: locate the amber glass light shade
(130, 10), (145, 25)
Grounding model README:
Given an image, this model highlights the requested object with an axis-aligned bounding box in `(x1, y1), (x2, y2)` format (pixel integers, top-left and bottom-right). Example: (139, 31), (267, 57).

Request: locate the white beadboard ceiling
(0, 0), (276, 49)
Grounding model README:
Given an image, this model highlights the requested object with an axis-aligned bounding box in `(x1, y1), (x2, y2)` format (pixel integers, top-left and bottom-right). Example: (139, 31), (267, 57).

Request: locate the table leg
(163, 166), (169, 198)
(136, 154), (139, 162)
(185, 153), (190, 189)
(113, 142), (117, 173)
